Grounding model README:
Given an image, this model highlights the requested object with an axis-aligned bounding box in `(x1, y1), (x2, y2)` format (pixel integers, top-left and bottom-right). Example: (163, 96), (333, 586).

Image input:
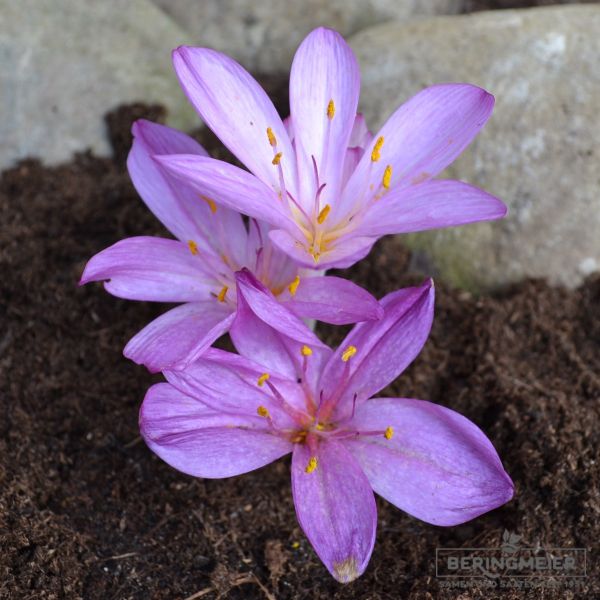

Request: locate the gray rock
(350, 5), (600, 290)
(0, 0), (197, 169)
(151, 0), (463, 73)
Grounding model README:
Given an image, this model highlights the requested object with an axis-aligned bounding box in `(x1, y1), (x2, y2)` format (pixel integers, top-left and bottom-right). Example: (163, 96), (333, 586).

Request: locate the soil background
(1, 91), (599, 599)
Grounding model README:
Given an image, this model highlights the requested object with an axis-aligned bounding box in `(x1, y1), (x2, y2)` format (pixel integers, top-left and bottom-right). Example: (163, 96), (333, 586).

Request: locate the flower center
(253, 343), (394, 473)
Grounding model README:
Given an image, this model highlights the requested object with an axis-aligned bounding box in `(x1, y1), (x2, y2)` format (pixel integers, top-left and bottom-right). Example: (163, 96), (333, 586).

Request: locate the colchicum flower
(141, 271), (514, 582)
(158, 27), (507, 270)
(80, 120), (382, 372)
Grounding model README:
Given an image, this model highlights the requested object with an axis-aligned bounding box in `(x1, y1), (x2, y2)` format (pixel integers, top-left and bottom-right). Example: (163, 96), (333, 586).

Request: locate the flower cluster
(81, 27), (513, 583)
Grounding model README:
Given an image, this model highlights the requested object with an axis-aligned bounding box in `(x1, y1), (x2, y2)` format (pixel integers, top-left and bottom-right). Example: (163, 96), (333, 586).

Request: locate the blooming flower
(80, 120), (382, 372)
(157, 27), (507, 270)
(141, 271), (513, 582)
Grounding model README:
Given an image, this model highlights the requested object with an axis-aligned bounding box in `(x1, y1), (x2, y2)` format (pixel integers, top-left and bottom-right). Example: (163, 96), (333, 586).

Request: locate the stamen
(272, 152), (283, 165)
(288, 275), (300, 296)
(187, 240), (199, 255)
(217, 285), (228, 303)
(351, 393), (357, 420)
(384, 426), (394, 440)
(305, 456), (318, 474)
(371, 136), (384, 162)
(317, 204), (331, 224)
(315, 422), (325, 431)
(257, 373), (270, 387)
(200, 195), (217, 213)
(382, 165), (392, 190)
(341, 345), (357, 362)
(327, 99), (335, 120)
(257, 405), (270, 418)
(267, 127), (277, 147)
(301, 345), (312, 357)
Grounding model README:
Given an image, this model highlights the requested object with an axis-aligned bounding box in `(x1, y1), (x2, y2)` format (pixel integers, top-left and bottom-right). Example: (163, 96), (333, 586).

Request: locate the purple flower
(141, 272), (513, 582)
(80, 120), (382, 372)
(157, 27), (507, 270)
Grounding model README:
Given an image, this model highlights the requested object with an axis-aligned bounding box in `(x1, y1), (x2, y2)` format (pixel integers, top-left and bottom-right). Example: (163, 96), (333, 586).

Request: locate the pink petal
(130, 120), (250, 269)
(156, 154), (295, 231)
(358, 180), (507, 236)
(268, 228), (376, 270)
(319, 280), (434, 420)
(348, 114), (373, 149)
(172, 46), (297, 197)
(141, 383), (292, 478)
(341, 84), (494, 218)
(124, 301), (234, 372)
(230, 270), (331, 386)
(283, 275), (383, 324)
(235, 269), (326, 345)
(292, 440), (377, 583)
(289, 27), (360, 209)
(345, 397), (514, 526)
(164, 349), (302, 427)
(80, 237), (212, 302)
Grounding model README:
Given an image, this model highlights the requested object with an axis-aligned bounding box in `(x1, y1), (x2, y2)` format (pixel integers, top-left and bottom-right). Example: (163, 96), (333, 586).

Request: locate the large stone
(350, 5), (600, 290)
(0, 0), (197, 168)
(151, 0), (463, 73)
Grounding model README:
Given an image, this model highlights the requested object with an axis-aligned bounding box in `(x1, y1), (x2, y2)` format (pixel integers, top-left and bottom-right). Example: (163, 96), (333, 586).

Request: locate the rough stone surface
(350, 5), (600, 290)
(151, 0), (463, 73)
(0, 0), (197, 169)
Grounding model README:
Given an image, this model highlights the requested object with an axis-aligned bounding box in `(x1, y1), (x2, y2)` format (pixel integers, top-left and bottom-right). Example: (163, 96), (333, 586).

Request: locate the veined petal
(341, 84), (494, 218)
(128, 119), (208, 241)
(141, 383), (292, 478)
(289, 27), (360, 209)
(130, 120), (249, 270)
(165, 348), (301, 427)
(163, 348), (306, 429)
(345, 398), (514, 526)
(357, 180), (507, 237)
(230, 270), (331, 386)
(268, 227), (376, 270)
(124, 301), (234, 373)
(235, 269), (326, 345)
(283, 275), (383, 324)
(80, 237), (212, 302)
(173, 46), (297, 196)
(319, 280), (434, 420)
(292, 440), (377, 583)
(156, 154), (295, 231)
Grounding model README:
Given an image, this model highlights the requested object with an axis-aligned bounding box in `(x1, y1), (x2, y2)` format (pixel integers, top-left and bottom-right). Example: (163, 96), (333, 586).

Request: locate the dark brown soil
(1, 100), (599, 599)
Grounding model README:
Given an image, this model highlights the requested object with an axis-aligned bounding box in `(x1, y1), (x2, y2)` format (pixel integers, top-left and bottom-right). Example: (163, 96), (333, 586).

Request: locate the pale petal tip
(332, 556), (362, 584)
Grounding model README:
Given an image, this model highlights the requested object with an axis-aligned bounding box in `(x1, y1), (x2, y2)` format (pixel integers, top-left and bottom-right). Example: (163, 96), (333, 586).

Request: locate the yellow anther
(301, 345), (312, 357)
(292, 541), (300, 549)
(257, 373), (270, 387)
(371, 136), (384, 162)
(217, 285), (228, 303)
(327, 99), (335, 120)
(341, 345), (357, 362)
(272, 152), (283, 165)
(257, 405), (270, 418)
(315, 422), (325, 431)
(305, 456), (318, 474)
(267, 127), (277, 147)
(187, 240), (199, 255)
(317, 204), (331, 224)
(382, 165), (392, 190)
(288, 275), (300, 296)
(384, 426), (394, 440)
(200, 195), (217, 213)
